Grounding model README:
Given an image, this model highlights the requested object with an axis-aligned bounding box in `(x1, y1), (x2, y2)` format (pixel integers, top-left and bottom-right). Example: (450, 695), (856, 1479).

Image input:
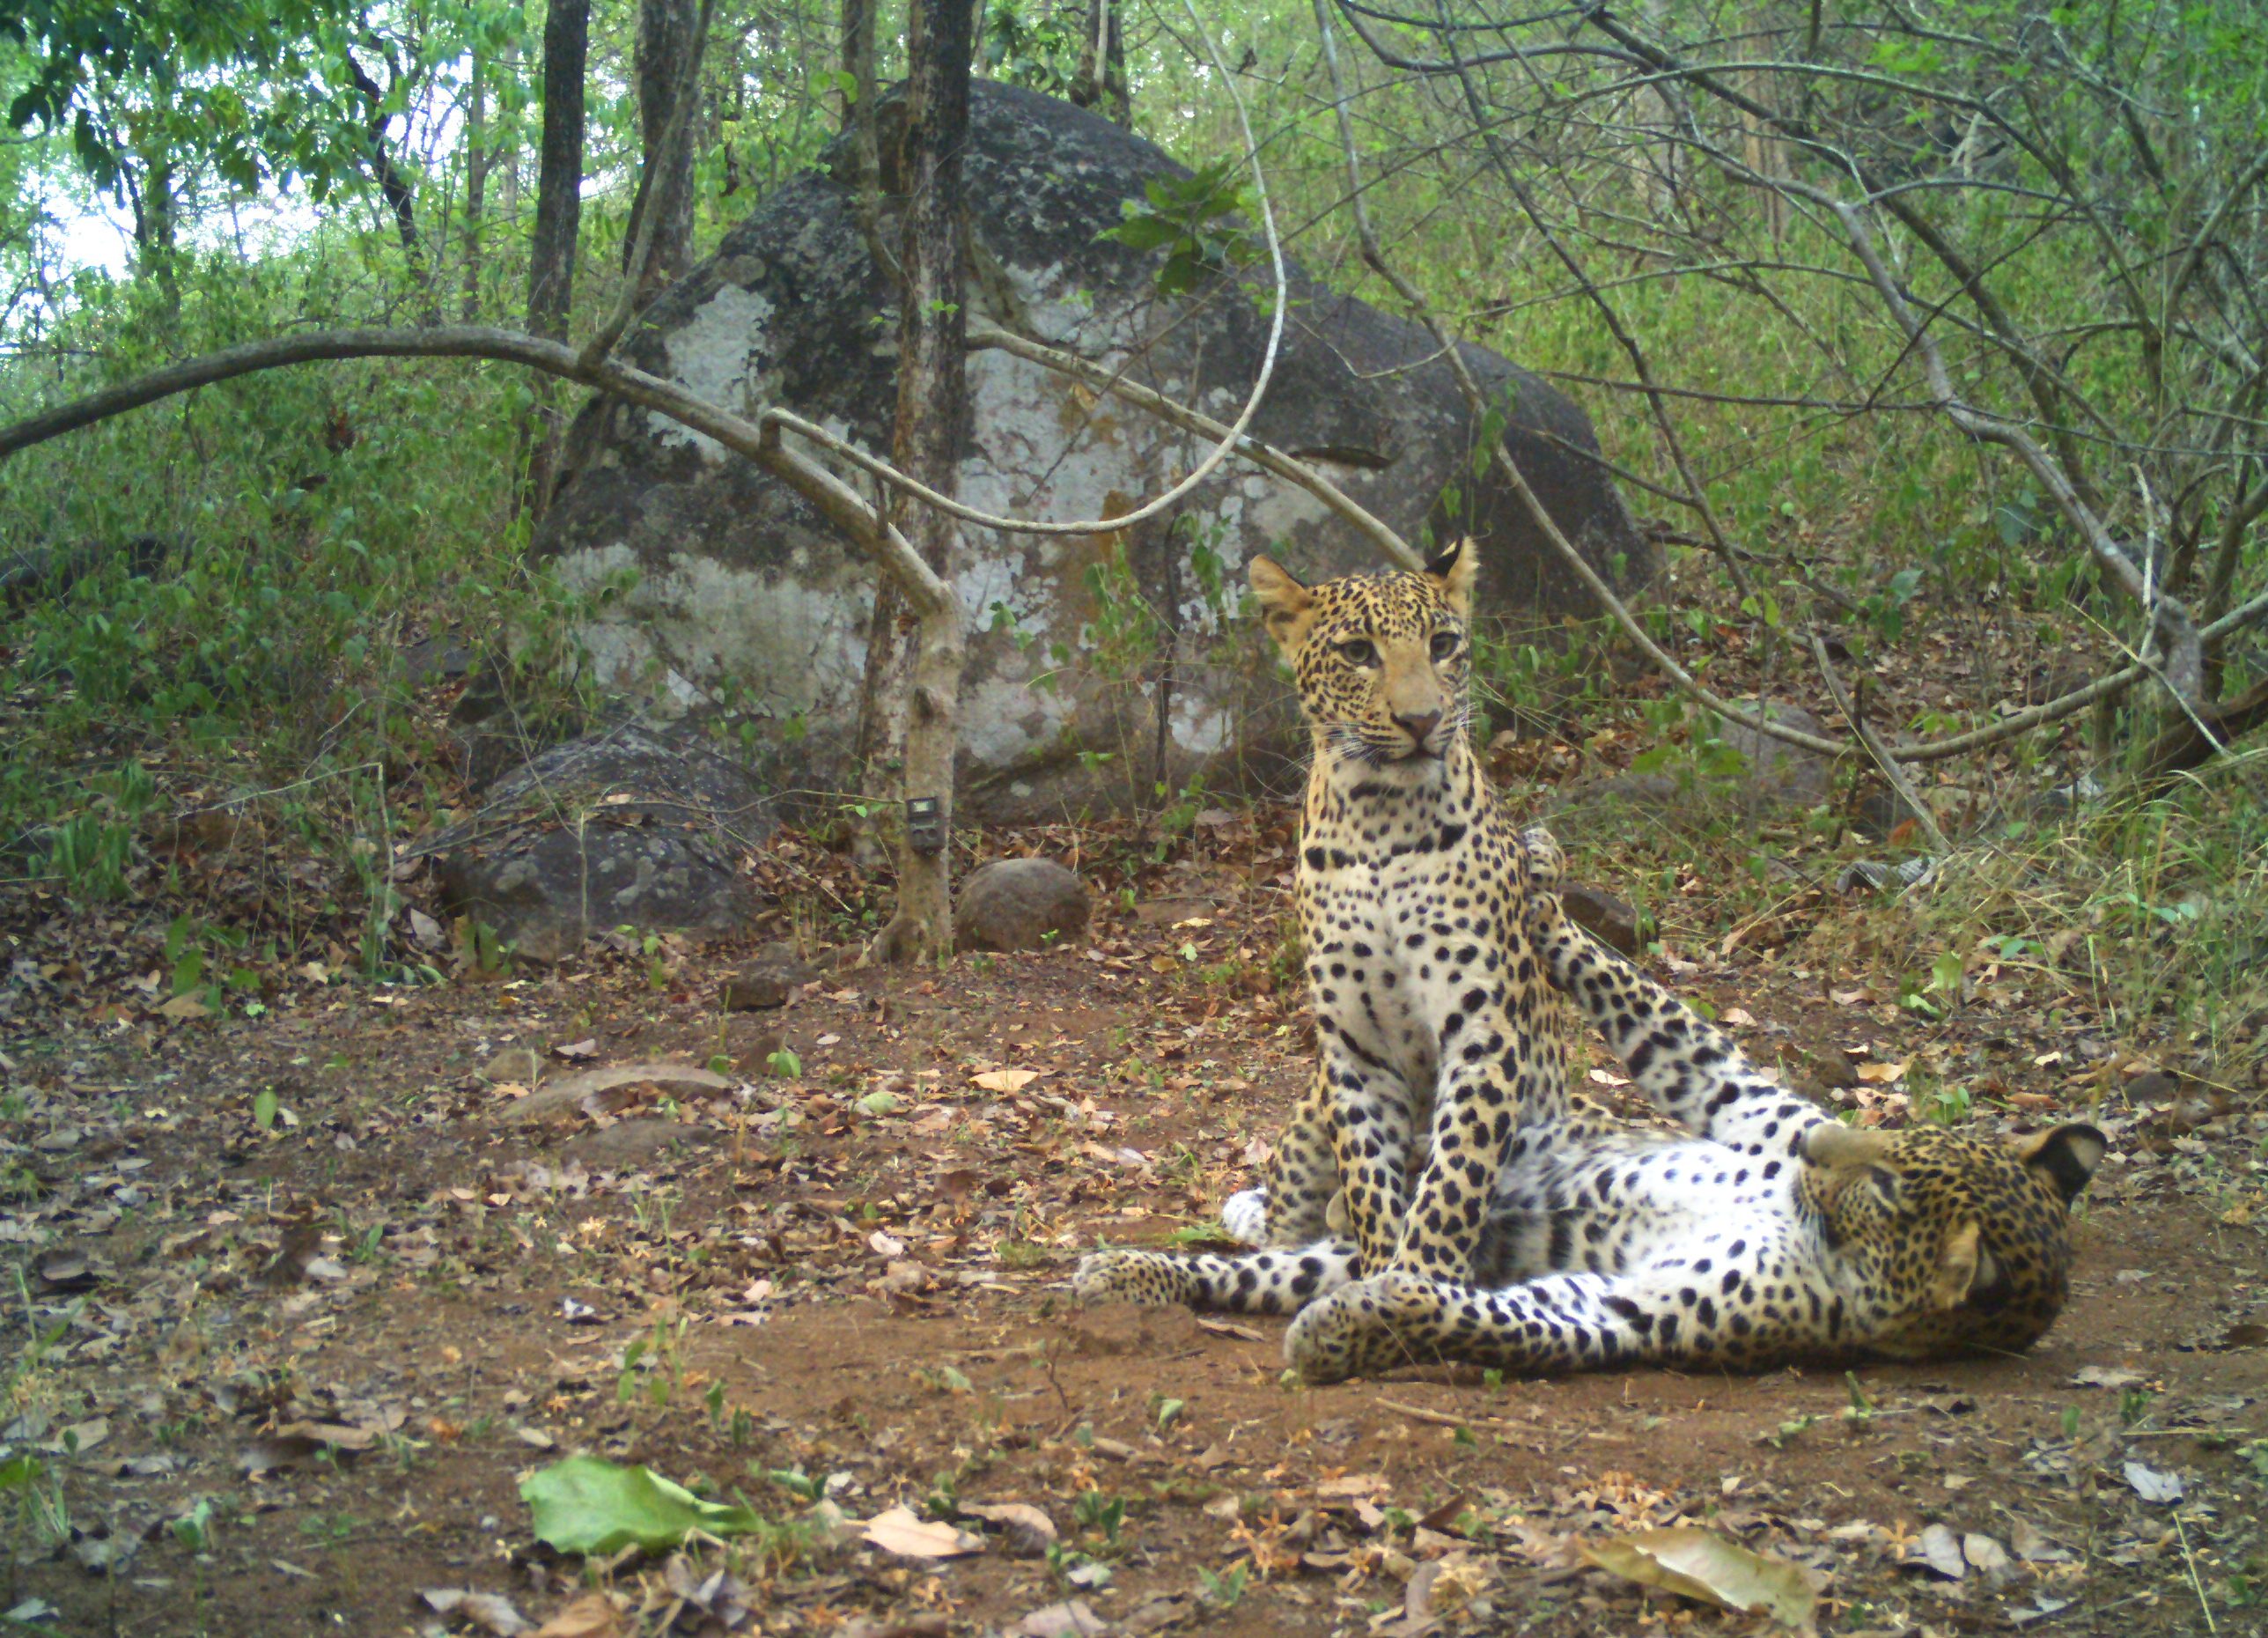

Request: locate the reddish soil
(4, 825), (2264, 1638)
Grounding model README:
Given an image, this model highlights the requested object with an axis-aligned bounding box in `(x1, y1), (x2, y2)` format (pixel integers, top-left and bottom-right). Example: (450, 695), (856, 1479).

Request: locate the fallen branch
(2129, 675), (2268, 792)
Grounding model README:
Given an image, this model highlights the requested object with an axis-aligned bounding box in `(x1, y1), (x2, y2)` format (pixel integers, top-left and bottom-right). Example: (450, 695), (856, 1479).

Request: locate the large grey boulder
(423, 725), (773, 962)
(535, 80), (1653, 820)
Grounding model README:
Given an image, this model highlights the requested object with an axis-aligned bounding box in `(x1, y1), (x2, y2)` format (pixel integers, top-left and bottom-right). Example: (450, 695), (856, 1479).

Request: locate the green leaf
(253, 1088), (278, 1132)
(520, 1456), (761, 1556)
(1099, 215), (1180, 253)
(0, 1455), (44, 1492)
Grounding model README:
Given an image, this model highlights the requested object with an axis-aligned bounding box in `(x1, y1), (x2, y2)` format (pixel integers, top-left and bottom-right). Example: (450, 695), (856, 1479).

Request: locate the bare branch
(0, 325), (954, 617)
(966, 321), (1422, 569)
(1809, 629), (1949, 853)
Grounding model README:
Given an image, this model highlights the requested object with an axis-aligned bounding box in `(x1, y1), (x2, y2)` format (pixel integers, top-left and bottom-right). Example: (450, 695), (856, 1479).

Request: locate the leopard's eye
(1337, 638), (1378, 668)
(1430, 630), (1460, 662)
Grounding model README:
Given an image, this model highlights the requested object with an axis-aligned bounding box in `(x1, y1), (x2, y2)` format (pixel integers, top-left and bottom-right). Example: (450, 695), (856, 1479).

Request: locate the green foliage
(1101, 160), (1262, 299)
(981, 0), (1083, 96)
(520, 1455), (760, 1557)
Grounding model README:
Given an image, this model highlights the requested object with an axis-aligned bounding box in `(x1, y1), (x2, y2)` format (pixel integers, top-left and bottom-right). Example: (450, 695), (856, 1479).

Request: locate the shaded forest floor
(4, 792), (2265, 1638)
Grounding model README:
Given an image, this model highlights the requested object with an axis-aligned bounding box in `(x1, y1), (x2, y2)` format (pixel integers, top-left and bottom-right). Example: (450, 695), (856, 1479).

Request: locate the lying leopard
(1083, 850), (2102, 1377)
(1080, 830), (2104, 1383)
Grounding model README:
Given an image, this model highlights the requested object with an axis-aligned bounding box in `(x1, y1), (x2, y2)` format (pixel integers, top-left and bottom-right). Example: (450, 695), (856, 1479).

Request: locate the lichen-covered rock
(425, 726), (772, 962)
(536, 80), (1653, 820)
(954, 858), (1091, 952)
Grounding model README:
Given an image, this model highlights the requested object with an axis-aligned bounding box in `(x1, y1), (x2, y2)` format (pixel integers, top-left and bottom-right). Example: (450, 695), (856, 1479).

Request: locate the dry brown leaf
(961, 1502), (1058, 1557)
(971, 1069), (1040, 1094)
(531, 1594), (623, 1638)
(862, 1505), (982, 1559)
(1580, 1527), (1816, 1631)
(1854, 1059), (1911, 1084)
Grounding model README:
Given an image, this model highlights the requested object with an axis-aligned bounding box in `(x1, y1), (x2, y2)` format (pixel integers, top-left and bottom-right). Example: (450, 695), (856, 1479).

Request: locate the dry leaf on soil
(1011, 1600), (1107, 1638)
(971, 1068), (1040, 1094)
(530, 1594), (622, 1638)
(2124, 1461), (2184, 1504)
(862, 1504), (983, 1559)
(1914, 1522), (1966, 1579)
(959, 1502), (1058, 1556)
(1580, 1527), (1817, 1631)
(420, 1590), (529, 1636)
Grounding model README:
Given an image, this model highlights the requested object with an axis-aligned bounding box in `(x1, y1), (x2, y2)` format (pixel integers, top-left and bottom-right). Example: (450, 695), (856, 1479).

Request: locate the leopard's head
(1248, 539), (1476, 768)
(1801, 1120), (2105, 1359)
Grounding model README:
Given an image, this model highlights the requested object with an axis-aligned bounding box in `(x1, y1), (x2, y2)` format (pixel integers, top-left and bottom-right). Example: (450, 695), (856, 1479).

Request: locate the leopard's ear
(2011, 1123), (2106, 1206)
(1801, 1121), (1892, 1169)
(1930, 1220), (1984, 1309)
(1423, 536), (1478, 618)
(1248, 556), (1316, 653)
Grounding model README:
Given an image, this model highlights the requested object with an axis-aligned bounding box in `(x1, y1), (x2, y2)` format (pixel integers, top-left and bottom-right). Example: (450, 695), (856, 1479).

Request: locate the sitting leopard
(1216, 537), (1570, 1285)
(1081, 832), (2105, 1383)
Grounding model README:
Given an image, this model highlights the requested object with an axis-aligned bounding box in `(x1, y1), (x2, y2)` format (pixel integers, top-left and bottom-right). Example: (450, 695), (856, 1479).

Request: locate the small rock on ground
(722, 942), (820, 1010)
(954, 859), (1091, 953)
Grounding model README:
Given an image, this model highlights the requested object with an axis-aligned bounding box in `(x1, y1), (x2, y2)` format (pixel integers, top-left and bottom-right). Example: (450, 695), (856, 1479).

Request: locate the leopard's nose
(1393, 709), (1442, 743)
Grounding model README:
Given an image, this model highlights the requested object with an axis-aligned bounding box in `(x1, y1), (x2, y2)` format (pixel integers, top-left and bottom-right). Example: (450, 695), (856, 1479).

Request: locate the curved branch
(967, 321), (1420, 569)
(11, 323), (2257, 770)
(0, 325), (954, 616)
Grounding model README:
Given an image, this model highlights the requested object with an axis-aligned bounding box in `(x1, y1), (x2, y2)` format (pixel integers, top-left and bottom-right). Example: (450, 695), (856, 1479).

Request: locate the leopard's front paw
(1220, 1187), (1271, 1247)
(1519, 824), (1565, 893)
(1284, 1271), (1433, 1383)
(1072, 1249), (1197, 1307)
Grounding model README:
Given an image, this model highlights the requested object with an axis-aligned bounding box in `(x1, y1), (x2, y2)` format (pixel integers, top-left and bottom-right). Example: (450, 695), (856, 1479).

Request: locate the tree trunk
(345, 51), (429, 298)
(1071, 0), (1130, 126)
(127, 138), (181, 321)
(868, 0), (976, 966)
(462, 53), (488, 321)
(838, 0), (891, 277)
(496, 48), (521, 224)
(624, 0), (700, 304)
(522, 0), (591, 517)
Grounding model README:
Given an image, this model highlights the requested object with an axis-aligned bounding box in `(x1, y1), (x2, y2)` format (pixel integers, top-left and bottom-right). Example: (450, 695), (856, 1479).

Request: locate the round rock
(954, 859), (1090, 953)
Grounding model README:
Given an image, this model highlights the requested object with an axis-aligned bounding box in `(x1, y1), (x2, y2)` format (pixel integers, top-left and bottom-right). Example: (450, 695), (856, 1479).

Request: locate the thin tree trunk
(129, 144), (181, 321)
(1072, 0), (1130, 125)
(522, 0), (591, 517)
(462, 53), (488, 321)
(625, 0), (699, 303)
(869, 0), (976, 965)
(345, 52), (429, 294)
(838, 0), (892, 278)
(496, 48), (522, 224)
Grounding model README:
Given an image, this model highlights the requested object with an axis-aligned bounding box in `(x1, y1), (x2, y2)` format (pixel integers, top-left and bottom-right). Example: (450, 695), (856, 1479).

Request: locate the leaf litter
(2, 795), (2262, 1635)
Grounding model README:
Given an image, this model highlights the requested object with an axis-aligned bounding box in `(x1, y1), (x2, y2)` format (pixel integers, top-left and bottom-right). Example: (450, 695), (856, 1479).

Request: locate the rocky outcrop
(535, 80), (1653, 820)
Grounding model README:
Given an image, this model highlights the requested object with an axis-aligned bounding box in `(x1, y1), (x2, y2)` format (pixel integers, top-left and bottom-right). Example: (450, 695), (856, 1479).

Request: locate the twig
(1808, 630), (1949, 852)
(2173, 1511), (2219, 1637)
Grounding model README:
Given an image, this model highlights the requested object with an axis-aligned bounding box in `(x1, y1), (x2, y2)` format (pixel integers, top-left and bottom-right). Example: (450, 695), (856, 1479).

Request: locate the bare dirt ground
(4, 803), (2264, 1638)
